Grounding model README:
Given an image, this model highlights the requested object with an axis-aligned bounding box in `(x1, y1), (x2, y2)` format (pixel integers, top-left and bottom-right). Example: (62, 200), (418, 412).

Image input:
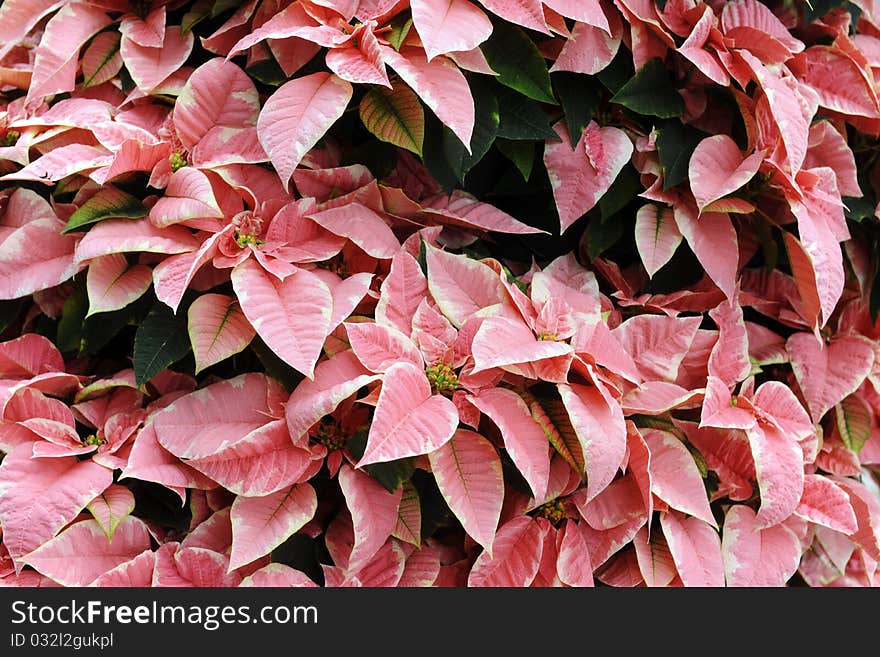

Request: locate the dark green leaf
(62, 187), (147, 233)
(0, 298), (24, 335)
(496, 85), (557, 141)
(125, 480), (191, 532)
(655, 119), (706, 190)
(443, 77), (499, 179)
(655, 0), (668, 10)
(552, 72), (601, 144)
(344, 141), (399, 179)
(596, 48), (634, 94)
(133, 304), (191, 386)
(422, 115), (460, 193)
(844, 195), (875, 223)
(271, 534), (323, 585)
(599, 163), (640, 220)
(611, 58), (684, 118)
(182, 0), (213, 33)
(346, 430), (415, 493)
(250, 336), (303, 393)
(245, 47), (288, 86)
(586, 215), (626, 259)
(56, 287), (87, 354)
(80, 291), (152, 355)
(803, 0), (846, 23)
(387, 12), (413, 51)
(496, 138), (535, 181)
(211, 0), (241, 17)
(481, 23), (556, 104)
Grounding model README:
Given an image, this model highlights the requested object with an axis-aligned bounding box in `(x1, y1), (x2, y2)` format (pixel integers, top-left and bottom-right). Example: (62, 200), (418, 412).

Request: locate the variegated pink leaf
(428, 429), (504, 553)
(174, 58), (263, 165)
(285, 350), (380, 442)
(26, 3), (111, 104)
(643, 429), (715, 527)
(721, 505), (802, 586)
(544, 121), (633, 233)
(470, 388), (550, 502)
(345, 322), (422, 373)
(708, 298), (751, 388)
(632, 526), (676, 587)
(229, 484), (317, 571)
(794, 474), (858, 534)
(257, 72), (353, 190)
(24, 517), (151, 587)
(307, 203), (400, 259)
(673, 204), (739, 301)
(787, 333), (874, 423)
(688, 135), (763, 212)
(379, 46), (475, 149)
(551, 20), (620, 75)
(149, 167), (224, 228)
(153, 373), (285, 460)
(85, 254), (152, 316)
(358, 362), (458, 466)
(425, 245), (506, 327)
(468, 516), (546, 586)
(240, 563), (318, 587)
(231, 259), (333, 379)
(185, 420), (315, 497)
(746, 422), (804, 528)
(558, 382), (626, 503)
(411, 0), (492, 60)
(0, 447), (113, 563)
(477, 0), (548, 33)
(375, 251), (428, 334)
(471, 315), (572, 377)
(188, 293), (255, 374)
(86, 484), (135, 541)
(660, 511), (724, 587)
(89, 550), (155, 587)
(634, 203), (681, 278)
(75, 217), (198, 263)
(121, 26), (194, 92)
(339, 465), (402, 570)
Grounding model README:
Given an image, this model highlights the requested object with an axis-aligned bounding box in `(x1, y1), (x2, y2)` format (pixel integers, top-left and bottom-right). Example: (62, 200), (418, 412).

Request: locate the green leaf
(552, 72), (601, 145)
(655, 119), (706, 190)
(586, 214), (626, 258)
(611, 58), (684, 118)
(126, 480), (191, 532)
(596, 48), (634, 94)
(496, 138), (535, 181)
(62, 187), (147, 234)
(133, 303), (191, 386)
(182, 0), (213, 33)
(443, 77), (499, 179)
(495, 85), (557, 141)
(346, 430), (416, 493)
(422, 115), (459, 193)
(80, 291), (152, 355)
(56, 287), (87, 354)
(250, 335), (304, 393)
(0, 298), (24, 335)
(481, 23), (556, 104)
(211, 0), (241, 17)
(359, 82), (424, 155)
(599, 163), (641, 220)
(835, 396), (871, 453)
(245, 47), (288, 86)
(387, 12), (413, 51)
(844, 195), (875, 223)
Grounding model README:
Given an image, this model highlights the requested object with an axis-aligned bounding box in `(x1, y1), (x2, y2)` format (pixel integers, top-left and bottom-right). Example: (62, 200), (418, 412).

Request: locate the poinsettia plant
(0, 0), (879, 588)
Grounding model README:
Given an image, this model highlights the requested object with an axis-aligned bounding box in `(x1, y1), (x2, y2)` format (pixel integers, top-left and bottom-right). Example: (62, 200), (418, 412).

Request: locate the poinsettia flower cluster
(1, 0), (880, 587)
